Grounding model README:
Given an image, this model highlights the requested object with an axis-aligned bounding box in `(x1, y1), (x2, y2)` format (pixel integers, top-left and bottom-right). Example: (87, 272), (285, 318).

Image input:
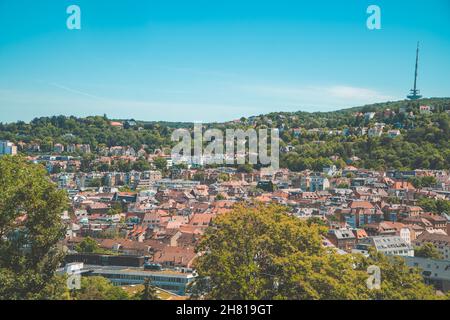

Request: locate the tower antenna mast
(407, 42), (422, 100)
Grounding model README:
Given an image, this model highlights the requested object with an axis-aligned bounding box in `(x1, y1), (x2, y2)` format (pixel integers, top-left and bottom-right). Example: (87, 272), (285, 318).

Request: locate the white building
(368, 123), (385, 138)
(364, 112), (376, 120)
(361, 235), (414, 257)
(404, 256), (450, 292)
(301, 174), (330, 192)
(400, 227), (412, 245)
(0, 140), (17, 156)
(323, 165), (339, 177)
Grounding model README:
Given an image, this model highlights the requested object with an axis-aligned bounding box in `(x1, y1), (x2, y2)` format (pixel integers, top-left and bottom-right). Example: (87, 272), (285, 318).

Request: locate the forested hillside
(1, 98), (450, 171)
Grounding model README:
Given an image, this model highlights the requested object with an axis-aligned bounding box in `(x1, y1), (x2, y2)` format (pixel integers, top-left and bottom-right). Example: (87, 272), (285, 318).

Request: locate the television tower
(407, 42), (422, 100)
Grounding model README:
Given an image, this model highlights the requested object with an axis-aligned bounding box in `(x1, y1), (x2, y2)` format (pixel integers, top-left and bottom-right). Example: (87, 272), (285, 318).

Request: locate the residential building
(339, 200), (382, 228)
(404, 256), (450, 292)
(0, 140), (17, 156)
(327, 229), (356, 252)
(302, 174), (330, 192)
(419, 105), (432, 114)
(368, 123), (385, 138)
(387, 130), (401, 138)
(422, 214), (448, 232)
(364, 112), (376, 121)
(415, 231), (450, 260)
(323, 165), (339, 177)
(360, 236), (414, 257)
(53, 143), (65, 153)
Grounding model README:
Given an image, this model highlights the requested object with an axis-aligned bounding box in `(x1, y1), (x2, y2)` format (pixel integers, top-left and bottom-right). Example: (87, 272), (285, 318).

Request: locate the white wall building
(0, 140), (17, 156)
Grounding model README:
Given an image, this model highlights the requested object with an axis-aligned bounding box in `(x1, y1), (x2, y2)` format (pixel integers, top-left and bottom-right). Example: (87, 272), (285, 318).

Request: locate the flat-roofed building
(360, 235), (414, 257)
(62, 265), (196, 295)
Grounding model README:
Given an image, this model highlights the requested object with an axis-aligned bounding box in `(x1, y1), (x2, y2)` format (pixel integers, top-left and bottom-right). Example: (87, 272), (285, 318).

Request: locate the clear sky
(0, 0), (449, 123)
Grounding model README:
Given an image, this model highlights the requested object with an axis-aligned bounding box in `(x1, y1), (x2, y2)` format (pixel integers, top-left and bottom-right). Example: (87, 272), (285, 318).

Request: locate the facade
(323, 165), (339, 177)
(340, 201), (383, 228)
(58, 174), (71, 189)
(59, 262), (195, 295)
(87, 265), (196, 295)
(415, 232), (450, 260)
(135, 170), (163, 189)
(360, 235), (414, 257)
(368, 123), (385, 138)
(327, 229), (356, 252)
(53, 143), (65, 153)
(364, 112), (376, 120)
(152, 179), (200, 190)
(302, 174), (330, 192)
(292, 128), (302, 137)
(404, 256), (450, 292)
(400, 227), (412, 245)
(0, 140), (17, 156)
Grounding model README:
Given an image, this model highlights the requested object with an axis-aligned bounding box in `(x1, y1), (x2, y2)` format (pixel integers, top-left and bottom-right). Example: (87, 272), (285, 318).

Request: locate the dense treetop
(192, 203), (444, 300)
(0, 156), (67, 299)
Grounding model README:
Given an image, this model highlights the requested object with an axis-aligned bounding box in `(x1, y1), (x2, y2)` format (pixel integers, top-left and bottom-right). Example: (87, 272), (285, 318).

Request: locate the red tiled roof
(350, 201), (374, 209)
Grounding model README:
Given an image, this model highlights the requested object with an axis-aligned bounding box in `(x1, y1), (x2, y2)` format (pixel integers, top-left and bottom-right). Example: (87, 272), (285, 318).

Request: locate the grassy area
(120, 284), (189, 300)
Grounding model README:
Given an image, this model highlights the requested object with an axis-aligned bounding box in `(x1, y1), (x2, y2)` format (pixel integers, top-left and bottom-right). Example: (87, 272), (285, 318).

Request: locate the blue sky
(0, 0), (449, 123)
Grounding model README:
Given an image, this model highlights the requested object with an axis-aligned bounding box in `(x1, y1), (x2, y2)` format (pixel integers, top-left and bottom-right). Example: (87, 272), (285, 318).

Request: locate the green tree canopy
(75, 237), (100, 253)
(75, 237), (116, 255)
(414, 243), (443, 260)
(355, 250), (440, 300)
(409, 176), (438, 189)
(0, 156), (67, 300)
(137, 278), (160, 300)
(237, 164), (253, 174)
(153, 157), (167, 171)
(417, 198), (450, 214)
(71, 276), (130, 300)
(193, 203), (444, 300)
(193, 204), (367, 299)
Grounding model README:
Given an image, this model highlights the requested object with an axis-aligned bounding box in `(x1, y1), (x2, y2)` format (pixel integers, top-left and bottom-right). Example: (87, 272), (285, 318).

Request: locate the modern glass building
(66, 265), (197, 296)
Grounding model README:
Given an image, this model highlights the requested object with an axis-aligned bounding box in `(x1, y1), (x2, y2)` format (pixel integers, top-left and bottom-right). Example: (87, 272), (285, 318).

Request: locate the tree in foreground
(71, 276), (130, 300)
(75, 237), (100, 253)
(193, 203), (444, 300)
(153, 157), (167, 173)
(355, 251), (441, 300)
(194, 204), (367, 299)
(414, 243), (443, 260)
(137, 278), (160, 300)
(0, 156), (68, 300)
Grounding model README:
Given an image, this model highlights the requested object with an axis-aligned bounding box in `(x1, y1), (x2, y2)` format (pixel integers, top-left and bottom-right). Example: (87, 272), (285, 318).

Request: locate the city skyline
(1, 0), (449, 123)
